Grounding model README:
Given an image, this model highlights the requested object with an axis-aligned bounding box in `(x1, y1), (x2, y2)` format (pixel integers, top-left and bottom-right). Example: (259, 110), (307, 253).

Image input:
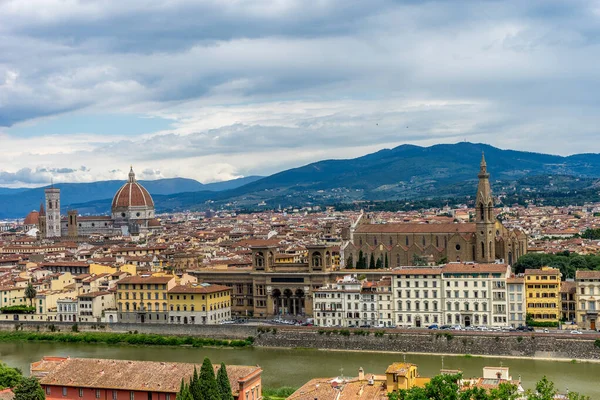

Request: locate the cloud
(1, 0), (600, 186)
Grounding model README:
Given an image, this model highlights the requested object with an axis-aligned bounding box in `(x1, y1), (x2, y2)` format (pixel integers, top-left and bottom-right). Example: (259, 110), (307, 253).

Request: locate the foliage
(376, 257), (383, 269)
(24, 284), (37, 307)
(262, 387), (297, 400)
(356, 251), (367, 270)
(513, 252), (600, 280)
(369, 253), (376, 269)
(525, 315), (559, 328)
(0, 331), (253, 348)
(385, 253), (389, 269)
(387, 375), (588, 400)
(0, 306), (35, 314)
(216, 363), (234, 400)
(374, 330), (385, 337)
(412, 254), (428, 266)
(71, 324), (78, 332)
(198, 357), (220, 400)
(13, 377), (44, 400)
(594, 339), (600, 349)
(0, 363), (23, 389)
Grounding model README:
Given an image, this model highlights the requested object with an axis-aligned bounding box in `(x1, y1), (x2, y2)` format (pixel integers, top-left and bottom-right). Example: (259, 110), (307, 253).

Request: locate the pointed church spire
(478, 151), (489, 178)
(128, 166), (136, 183)
(39, 201), (45, 216)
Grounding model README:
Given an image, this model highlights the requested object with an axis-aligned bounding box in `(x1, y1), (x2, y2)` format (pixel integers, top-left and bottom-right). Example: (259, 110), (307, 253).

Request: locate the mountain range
(5, 142), (600, 219)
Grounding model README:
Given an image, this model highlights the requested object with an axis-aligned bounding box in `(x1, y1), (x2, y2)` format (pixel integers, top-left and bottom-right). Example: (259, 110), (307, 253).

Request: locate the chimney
(358, 367), (364, 381)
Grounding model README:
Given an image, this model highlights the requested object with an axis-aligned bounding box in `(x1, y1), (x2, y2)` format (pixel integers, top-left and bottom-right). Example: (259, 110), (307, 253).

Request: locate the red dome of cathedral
(111, 167), (154, 209)
(23, 210), (39, 226)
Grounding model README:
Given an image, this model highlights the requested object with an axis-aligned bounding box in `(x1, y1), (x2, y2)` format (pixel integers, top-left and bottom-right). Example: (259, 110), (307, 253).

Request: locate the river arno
(1, 342), (599, 397)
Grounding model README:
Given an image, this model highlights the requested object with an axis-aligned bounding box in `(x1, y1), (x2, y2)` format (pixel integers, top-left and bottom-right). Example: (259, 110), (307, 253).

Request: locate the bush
(444, 333), (454, 341)
(517, 336), (523, 343)
(71, 324), (79, 332)
(271, 328), (277, 335)
(595, 339), (600, 349)
(374, 330), (385, 337)
(318, 329), (325, 335)
(339, 329), (350, 336)
(0, 306), (35, 314)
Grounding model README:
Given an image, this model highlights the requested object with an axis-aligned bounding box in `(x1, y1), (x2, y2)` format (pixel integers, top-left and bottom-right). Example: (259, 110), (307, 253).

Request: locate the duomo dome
(111, 167), (155, 224)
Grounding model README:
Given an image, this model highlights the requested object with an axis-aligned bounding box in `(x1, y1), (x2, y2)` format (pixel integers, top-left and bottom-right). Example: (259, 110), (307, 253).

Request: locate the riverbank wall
(2, 322), (599, 360)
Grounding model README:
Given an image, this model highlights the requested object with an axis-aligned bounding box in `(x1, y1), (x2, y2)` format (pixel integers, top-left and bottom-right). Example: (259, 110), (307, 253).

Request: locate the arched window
(489, 241), (493, 258)
(389, 237), (393, 246)
(422, 236), (426, 246)
(405, 236), (409, 246)
(374, 237), (378, 246)
(481, 242), (485, 258)
(479, 203), (484, 220)
(436, 237), (439, 247)
(396, 254), (400, 266)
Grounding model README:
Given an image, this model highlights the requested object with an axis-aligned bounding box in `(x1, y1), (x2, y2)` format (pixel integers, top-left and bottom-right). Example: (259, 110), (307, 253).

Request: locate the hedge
(0, 331), (253, 348)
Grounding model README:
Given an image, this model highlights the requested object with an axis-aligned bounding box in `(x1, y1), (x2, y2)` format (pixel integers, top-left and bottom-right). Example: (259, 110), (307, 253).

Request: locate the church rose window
(455, 244), (461, 251)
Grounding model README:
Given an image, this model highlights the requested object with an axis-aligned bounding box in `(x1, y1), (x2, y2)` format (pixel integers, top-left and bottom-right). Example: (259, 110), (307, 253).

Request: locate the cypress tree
(375, 257), (383, 269)
(216, 363), (234, 400)
(189, 366), (201, 400)
(384, 253), (389, 269)
(369, 253), (375, 269)
(357, 251), (365, 269)
(198, 357), (219, 400)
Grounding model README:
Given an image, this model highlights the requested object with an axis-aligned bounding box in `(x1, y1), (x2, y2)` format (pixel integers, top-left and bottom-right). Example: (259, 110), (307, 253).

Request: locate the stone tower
(67, 210), (78, 238)
(38, 201), (47, 239)
(475, 153), (495, 263)
(44, 187), (61, 238)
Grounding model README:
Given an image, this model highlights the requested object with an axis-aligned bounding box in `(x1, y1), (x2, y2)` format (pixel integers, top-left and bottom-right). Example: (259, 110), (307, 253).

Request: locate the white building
(77, 291), (115, 322)
(392, 267), (443, 328)
(441, 263), (510, 327)
(507, 276), (526, 327)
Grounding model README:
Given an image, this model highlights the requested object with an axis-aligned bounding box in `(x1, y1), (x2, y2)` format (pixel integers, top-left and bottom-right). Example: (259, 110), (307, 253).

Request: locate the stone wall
(1, 322), (599, 360)
(253, 328), (600, 360)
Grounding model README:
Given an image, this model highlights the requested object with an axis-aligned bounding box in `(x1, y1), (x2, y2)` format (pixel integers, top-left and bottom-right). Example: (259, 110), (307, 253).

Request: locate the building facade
(507, 276), (526, 328)
(116, 276), (175, 323)
(168, 283), (231, 325)
(344, 155), (528, 267)
(524, 267), (561, 324)
(575, 270), (600, 330)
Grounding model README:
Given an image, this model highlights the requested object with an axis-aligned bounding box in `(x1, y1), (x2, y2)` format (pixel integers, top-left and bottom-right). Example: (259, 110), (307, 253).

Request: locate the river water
(1, 342), (598, 397)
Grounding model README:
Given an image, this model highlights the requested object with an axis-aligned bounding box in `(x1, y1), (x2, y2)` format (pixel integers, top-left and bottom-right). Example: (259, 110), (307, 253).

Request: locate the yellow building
(168, 283), (231, 325)
(525, 267), (561, 323)
(385, 362), (429, 393)
(0, 287), (26, 308)
(116, 275), (176, 324)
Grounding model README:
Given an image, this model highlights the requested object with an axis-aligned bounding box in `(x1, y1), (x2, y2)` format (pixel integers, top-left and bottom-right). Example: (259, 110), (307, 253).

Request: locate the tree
(216, 363), (233, 400)
(189, 367), (201, 400)
(357, 251), (365, 269)
(346, 254), (354, 269)
(198, 357), (219, 400)
(412, 254), (427, 266)
(369, 253), (375, 269)
(384, 253), (389, 269)
(24, 284), (36, 307)
(0, 363), (23, 389)
(459, 386), (489, 400)
(13, 377), (44, 400)
(176, 379), (193, 400)
(424, 373), (461, 400)
(376, 257), (383, 269)
(526, 376), (556, 400)
(489, 382), (519, 400)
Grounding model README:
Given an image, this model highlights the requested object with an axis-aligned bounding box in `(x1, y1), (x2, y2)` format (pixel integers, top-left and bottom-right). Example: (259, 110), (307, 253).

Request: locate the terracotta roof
(575, 270), (600, 279)
(117, 276), (174, 285)
(442, 263), (509, 274)
(169, 284), (231, 294)
(24, 211), (39, 226)
(77, 291), (112, 299)
(111, 169), (154, 209)
(524, 268), (561, 276)
(34, 357), (260, 395)
(391, 268), (443, 276)
(355, 223), (476, 234)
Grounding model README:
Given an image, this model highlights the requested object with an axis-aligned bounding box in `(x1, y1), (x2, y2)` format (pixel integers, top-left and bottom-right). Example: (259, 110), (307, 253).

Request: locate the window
(63, 387), (68, 396)
(79, 388), (83, 397)
(113, 391), (118, 400)
(46, 387), (51, 395)
(130, 392), (135, 400)
(96, 390), (101, 399)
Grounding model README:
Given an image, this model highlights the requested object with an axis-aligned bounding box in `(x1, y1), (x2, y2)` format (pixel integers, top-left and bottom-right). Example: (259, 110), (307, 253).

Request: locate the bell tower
(475, 153), (495, 263)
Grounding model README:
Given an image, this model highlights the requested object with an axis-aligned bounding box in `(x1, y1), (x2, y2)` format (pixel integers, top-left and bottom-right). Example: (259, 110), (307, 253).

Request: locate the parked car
(570, 330), (583, 334)
(439, 325), (452, 330)
(428, 324), (439, 330)
(452, 325), (463, 331)
(359, 324), (371, 328)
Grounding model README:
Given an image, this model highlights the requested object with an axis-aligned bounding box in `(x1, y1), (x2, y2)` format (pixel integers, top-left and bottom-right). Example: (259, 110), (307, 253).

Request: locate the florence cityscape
(1, 1), (600, 399)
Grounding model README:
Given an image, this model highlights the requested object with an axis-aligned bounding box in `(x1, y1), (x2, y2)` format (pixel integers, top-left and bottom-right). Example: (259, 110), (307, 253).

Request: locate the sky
(1, 0), (600, 187)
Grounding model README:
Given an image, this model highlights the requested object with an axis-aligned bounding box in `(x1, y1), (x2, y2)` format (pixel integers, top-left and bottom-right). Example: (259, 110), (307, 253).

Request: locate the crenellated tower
(475, 152), (495, 263)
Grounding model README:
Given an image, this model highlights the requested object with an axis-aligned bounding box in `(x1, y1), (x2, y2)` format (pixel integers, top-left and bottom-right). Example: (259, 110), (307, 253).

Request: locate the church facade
(344, 155), (528, 267)
(38, 168), (161, 239)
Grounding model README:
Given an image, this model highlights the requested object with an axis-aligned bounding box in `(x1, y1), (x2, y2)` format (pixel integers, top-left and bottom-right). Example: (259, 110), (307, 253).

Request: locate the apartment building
(506, 276), (526, 327)
(441, 263), (510, 327)
(168, 283), (231, 325)
(575, 270), (600, 330)
(525, 267), (561, 324)
(392, 268), (443, 328)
